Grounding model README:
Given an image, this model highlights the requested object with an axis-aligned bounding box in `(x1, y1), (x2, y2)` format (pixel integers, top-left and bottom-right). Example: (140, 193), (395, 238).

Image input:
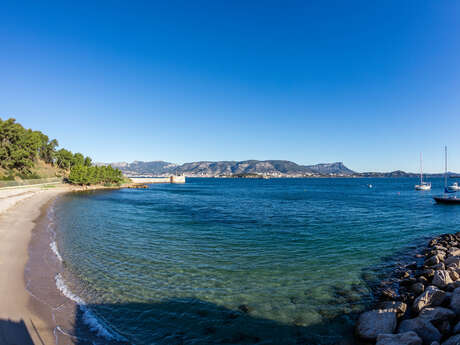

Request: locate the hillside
(108, 161), (178, 176)
(0, 118), (124, 185)
(106, 160), (459, 178)
(105, 160), (357, 177)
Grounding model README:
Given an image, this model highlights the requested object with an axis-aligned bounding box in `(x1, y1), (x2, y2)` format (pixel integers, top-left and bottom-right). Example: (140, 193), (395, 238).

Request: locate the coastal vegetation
(68, 164), (123, 185)
(0, 117), (124, 185)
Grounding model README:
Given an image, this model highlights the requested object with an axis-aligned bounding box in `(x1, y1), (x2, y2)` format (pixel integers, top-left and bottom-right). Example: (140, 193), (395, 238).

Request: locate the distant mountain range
(105, 160), (354, 177)
(109, 161), (179, 175)
(101, 160), (456, 178)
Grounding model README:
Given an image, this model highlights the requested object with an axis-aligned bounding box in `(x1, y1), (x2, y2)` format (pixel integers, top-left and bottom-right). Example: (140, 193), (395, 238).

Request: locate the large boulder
(448, 248), (460, 257)
(433, 270), (454, 289)
(449, 269), (460, 281)
(449, 287), (460, 315)
(419, 307), (455, 322)
(453, 320), (460, 334)
(411, 283), (425, 295)
(433, 263), (446, 271)
(442, 334), (460, 345)
(426, 256), (442, 267)
(356, 309), (397, 340)
(421, 269), (436, 279)
(436, 320), (451, 336)
(413, 286), (447, 313)
(398, 318), (441, 344)
(376, 331), (422, 345)
(446, 256), (460, 267)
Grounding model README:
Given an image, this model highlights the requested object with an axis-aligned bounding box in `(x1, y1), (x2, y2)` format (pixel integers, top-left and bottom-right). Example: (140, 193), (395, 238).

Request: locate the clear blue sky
(1, 1), (459, 172)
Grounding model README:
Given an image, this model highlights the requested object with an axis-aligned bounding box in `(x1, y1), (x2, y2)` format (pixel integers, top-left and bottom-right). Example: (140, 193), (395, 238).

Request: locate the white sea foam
(50, 241), (63, 262)
(46, 204), (57, 238)
(55, 273), (124, 341)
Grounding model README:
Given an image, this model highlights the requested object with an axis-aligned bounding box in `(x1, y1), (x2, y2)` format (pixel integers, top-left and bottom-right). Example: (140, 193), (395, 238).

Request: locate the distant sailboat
(415, 153), (431, 190)
(447, 182), (460, 192)
(434, 146), (460, 204)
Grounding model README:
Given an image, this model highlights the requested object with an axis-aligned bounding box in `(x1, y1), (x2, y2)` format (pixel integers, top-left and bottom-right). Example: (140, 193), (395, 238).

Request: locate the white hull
(415, 184), (431, 190)
(447, 184), (460, 192)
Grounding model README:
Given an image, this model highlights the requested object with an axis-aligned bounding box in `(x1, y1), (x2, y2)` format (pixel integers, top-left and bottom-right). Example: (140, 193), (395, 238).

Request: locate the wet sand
(0, 187), (68, 345)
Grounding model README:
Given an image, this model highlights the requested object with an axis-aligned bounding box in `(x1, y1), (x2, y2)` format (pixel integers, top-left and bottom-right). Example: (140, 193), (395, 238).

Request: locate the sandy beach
(0, 186), (69, 345)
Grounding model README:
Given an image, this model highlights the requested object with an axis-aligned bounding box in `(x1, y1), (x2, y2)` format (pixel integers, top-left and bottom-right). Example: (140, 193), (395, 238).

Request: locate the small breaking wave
(50, 241), (63, 262)
(55, 273), (125, 342)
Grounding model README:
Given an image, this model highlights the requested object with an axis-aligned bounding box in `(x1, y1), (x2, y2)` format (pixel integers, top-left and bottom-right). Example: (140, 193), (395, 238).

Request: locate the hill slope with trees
(0, 118), (123, 185)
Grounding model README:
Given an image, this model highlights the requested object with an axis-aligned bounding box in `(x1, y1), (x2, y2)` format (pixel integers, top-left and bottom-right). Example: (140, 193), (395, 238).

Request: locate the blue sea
(45, 178), (460, 344)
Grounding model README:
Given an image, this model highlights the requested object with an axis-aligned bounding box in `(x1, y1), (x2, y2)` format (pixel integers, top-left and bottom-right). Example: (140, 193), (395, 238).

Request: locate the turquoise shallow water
(51, 178), (460, 344)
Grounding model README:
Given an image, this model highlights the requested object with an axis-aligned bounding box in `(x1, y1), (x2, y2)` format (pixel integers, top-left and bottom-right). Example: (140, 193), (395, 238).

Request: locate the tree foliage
(0, 118), (57, 173)
(68, 165), (124, 185)
(0, 117), (123, 185)
(55, 148), (74, 170)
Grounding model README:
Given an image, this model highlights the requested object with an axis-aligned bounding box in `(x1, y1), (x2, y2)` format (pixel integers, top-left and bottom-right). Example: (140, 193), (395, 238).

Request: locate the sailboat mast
(445, 146), (448, 189)
(420, 152), (423, 184)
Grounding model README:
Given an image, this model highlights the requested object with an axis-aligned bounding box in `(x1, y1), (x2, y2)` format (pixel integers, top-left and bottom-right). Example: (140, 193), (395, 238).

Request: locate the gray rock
(399, 317), (441, 344)
(448, 248), (460, 257)
(442, 334), (460, 345)
(449, 287), (460, 315)
(382, 288), (400, 300)
(412, 283), (425, 295)
(445, 292), (453, 303)
(433, 263), (446, 271)
(432, 270), (453, 289)
(435, 250), (447, 256)
(426, 256), (441, 267)
(450, 270), (460, 281)
(437, 320), (451, 335)
(356, 309), (397, 340)
(453, 320), (460, 334)
(433, 245), (448, 252)
(419, 276), (429, 284)
(413, 286), (447, 313)
(446, 256), (460, 267)
(429, 238), (438, 246)
(376, 331), (422, 345)
(402, 278), (418, 286)
(380, 301), (408, 318)
(423, 269), (436, 278)
(419, 307), (455, 322)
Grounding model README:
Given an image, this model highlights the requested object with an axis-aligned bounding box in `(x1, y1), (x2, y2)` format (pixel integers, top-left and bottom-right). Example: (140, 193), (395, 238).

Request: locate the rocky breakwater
(356, 232), (460, 345)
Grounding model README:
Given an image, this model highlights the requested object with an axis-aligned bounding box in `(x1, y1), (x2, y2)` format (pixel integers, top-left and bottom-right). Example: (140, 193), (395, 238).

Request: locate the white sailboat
(447, 182), (460, 192)
(434, 146), (460, 204)
(415, 152), (431, 190)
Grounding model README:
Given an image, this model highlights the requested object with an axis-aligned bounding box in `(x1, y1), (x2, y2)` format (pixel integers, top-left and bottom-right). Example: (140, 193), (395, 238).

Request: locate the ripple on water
(51, 178), (459, 344)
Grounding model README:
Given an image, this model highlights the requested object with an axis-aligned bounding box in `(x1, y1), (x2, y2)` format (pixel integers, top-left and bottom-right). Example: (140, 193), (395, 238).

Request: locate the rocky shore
(356, 232), (460, 345)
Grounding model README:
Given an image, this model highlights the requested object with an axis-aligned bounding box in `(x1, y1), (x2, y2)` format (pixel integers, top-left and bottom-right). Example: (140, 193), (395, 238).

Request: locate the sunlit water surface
(52, 178), (460, 344)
